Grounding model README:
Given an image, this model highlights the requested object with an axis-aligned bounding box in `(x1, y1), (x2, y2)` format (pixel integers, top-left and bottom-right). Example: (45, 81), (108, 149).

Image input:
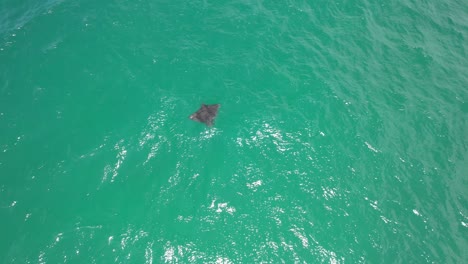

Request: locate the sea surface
(1, 0), (467, 263)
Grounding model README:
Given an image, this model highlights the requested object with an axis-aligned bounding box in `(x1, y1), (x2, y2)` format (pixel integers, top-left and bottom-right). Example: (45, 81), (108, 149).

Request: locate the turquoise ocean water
(1, 0), (467, 263)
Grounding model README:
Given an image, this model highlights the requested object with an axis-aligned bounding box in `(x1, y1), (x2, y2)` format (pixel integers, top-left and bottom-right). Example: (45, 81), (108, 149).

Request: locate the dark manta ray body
(189, 104), (220, 126)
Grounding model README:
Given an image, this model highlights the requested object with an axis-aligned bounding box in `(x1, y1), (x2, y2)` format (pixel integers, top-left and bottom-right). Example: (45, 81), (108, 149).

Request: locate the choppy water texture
(1, 0), (467, 263)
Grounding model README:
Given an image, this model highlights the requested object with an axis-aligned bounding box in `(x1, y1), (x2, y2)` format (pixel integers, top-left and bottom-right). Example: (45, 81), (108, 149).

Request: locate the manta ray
(189, 104), (220, 126)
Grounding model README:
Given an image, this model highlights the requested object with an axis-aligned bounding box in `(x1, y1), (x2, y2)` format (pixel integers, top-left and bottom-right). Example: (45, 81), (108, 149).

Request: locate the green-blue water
(1, 0), (467, 263)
